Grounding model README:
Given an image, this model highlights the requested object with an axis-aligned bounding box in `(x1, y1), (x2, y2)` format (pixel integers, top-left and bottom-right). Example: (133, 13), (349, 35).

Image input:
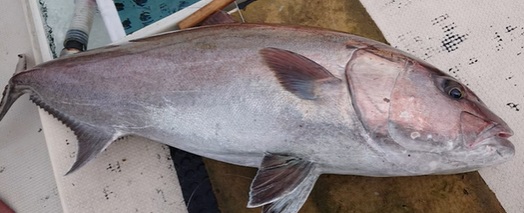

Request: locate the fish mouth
(475, 123), (513, 145)
(460, 112), (515, 158)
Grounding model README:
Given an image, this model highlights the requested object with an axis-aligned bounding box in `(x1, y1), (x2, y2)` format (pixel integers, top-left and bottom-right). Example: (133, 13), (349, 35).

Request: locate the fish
(0, 24), (514, 213)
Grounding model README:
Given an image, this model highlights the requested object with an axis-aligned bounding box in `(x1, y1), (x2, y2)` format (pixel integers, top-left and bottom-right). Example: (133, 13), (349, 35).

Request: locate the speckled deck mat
(359, 1), (524, 212)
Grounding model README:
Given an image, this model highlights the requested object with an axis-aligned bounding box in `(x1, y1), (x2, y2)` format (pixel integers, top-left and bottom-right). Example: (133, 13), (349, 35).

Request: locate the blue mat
(114, 0), (200, 34)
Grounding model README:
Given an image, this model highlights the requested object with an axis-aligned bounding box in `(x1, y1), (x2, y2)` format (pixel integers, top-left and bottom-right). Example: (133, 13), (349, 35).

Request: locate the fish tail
(0, 55), (31, 122)
(0, 80), (28, 122)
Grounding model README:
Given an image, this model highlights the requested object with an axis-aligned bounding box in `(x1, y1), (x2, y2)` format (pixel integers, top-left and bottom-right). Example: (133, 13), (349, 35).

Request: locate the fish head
(386, 61), (514, 173)
(346, 48), (514, 174)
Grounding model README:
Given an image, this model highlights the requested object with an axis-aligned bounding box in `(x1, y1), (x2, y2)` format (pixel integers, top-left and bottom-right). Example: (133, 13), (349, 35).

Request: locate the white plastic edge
(95, 0), (126, 42)
(22, 0), (54, 64)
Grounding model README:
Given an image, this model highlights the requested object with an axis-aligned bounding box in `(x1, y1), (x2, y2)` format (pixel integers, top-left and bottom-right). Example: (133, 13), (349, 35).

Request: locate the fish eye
(447, 87), (463, 99)
(434, 76), (466, 100)
(443, 79), (466, 100)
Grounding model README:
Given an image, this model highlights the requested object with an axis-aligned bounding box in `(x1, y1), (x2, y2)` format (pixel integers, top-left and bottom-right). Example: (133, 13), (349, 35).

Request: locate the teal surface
(114, 0), (200, 34)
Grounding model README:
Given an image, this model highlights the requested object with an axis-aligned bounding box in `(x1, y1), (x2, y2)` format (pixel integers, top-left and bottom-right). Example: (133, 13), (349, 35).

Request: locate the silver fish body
(0, 24), (514, 213)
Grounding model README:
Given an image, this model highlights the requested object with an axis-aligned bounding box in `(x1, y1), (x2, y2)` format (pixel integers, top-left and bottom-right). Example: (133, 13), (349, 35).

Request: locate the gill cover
(346, 48), (402, 137)
(387, 62), (464, 152)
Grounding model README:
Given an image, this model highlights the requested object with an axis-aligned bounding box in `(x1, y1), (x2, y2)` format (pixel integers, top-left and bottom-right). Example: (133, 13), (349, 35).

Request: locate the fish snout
(476, 123), (514, 158)
(460, 111), (515, 158)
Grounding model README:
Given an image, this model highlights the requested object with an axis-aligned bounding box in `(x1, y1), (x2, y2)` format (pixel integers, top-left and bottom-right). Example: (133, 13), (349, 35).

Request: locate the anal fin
(248, 153), (320, 213)
(30, 95), (122, 175)
(65, 122), (121, 175)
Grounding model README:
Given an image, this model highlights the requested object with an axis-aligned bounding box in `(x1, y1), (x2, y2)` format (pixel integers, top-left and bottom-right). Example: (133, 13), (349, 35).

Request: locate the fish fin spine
(30, 95), (120, 175)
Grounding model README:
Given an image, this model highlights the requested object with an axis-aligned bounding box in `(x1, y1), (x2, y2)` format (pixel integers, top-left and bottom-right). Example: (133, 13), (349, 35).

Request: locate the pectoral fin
(248, 153), (320, 213)
(260, 48), (341, 100)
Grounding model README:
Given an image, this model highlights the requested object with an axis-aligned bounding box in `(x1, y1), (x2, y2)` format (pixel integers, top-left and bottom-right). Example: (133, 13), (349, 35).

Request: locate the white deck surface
(360, 1), (524, 212)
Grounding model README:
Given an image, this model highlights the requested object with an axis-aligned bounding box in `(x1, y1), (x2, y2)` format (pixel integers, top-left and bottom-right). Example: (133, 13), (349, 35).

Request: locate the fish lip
(467, 123), (515, 158)
(459, 110), (515, 160)
(460, 111), (514, 148)
(473, 123), (513, 146)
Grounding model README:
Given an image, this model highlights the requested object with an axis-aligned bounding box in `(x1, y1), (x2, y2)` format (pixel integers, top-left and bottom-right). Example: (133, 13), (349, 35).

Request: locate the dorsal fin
(260, 47), (340, 100)
(248, 153), (320, 213)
